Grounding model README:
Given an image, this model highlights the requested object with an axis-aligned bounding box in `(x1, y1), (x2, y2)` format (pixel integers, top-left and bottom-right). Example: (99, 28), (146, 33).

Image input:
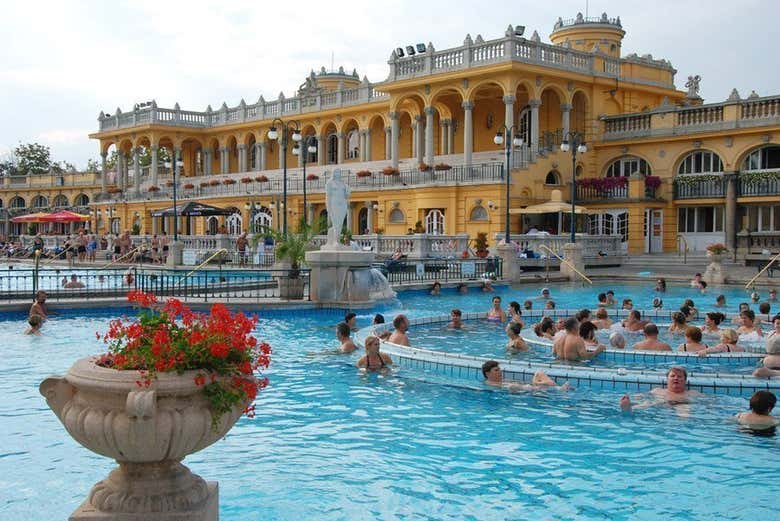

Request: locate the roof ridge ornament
(531, 30), (540, 42)
(726, 88), (741, 102)
(463, 33), (473, 45)
(748, 90), (760, 99)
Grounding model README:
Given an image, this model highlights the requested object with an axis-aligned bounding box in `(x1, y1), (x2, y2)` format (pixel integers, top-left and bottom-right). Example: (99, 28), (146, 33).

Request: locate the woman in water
(701, 311), (725, 335)
(735, 391), (778, 430)
(579, 321), (605, 351)
(678, 326), (708, 353)
(668, 312), (687, 334)
(533, 317), (555, 340)
(507, 301), (524, 328)
(698, 328), (743, 355)
(682, 299), (698, 320)
(430, 281), (441, 296)
(486, 296), (507, 322)
(505, 322), (528, 352)
(767, 314), (780, 340)
(655, 278), (667, 292)
(356, 336), (392, 371)
(737, 310), (763, 342)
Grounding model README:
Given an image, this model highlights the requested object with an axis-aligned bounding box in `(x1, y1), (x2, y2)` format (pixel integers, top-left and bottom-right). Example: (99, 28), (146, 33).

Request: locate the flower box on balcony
(107, 187), (122, 194)
(418, 163), (432, 172)
(200, 182), (209, 188)
(183, 183), (195, 189)
(644, 176), (662, 190)
(434, 163), (452, 171)
(209, 180), (221, 186)
(382, 166), (400, 176)
(147, 185), (160, 192)
(255, 175), (269, 182)
(223, 179), (236, 185)
(241, 177), (253, 184)
(356, 170), (372, 178)
(306, 174), (319, 181)
(165, 181), (174, 187)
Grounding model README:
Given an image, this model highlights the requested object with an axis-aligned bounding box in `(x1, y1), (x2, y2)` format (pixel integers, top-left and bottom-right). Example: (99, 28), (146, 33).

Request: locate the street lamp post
(163, 151), (184, 241)
(297, 136), (318, 228)
(493, 126), (524, 243)
(560, 132), (587, 243)
(267, 119), (301, 235)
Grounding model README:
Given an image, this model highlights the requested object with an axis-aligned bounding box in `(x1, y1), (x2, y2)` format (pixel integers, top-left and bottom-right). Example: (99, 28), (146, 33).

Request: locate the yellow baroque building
(5, 13), (780, 260)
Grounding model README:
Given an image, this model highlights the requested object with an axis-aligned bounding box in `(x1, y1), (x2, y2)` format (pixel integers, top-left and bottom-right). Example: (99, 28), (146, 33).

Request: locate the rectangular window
(678, 208), (686, 232)
(698, 207), (714, 233)
(760, 206), (772, 231)
(687, 208), (696, 233)
(747, 207), (759, 231)
(714, 206), (724, 232)
(774, 206), (780, 232)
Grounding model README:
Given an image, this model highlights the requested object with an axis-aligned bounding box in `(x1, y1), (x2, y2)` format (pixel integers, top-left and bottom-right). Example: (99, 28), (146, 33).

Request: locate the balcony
(602, 94), (780, 141)
(673, 175), (726, 199)
(739, 170), (780, 197)
(3, 172), (101, 190)
(576, 175), (661, 202)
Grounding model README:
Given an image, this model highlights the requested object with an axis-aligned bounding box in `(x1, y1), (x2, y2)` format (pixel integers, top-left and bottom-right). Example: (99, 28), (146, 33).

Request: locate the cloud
(36, 129), (93, 146)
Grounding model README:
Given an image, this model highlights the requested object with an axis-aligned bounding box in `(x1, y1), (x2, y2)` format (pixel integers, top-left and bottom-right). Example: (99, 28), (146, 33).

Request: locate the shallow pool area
(2, 280), (779, 519)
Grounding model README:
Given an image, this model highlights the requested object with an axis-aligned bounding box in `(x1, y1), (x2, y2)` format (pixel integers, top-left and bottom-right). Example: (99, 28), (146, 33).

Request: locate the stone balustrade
(4, 171), (101, 189)
(310, 233), (470, 259)
(602, 94), (780, 141)
(495, 233), (623, 259)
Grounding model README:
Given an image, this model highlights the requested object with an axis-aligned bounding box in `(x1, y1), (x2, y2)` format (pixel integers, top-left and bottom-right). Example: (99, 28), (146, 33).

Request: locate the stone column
(424, 106), (435, 166)
(220, 147), (230, 174)
(724, 172), (738, 252)
(317, 135), (325, 166)
(529, 99), (541, 158)
(204, 148), (213, 175)
(415, 115), (424, 165)
(117, 152), (125, 192)
(411, 123), (417, 159)
(359, 131), (367, 162)
(462, 101), (474, 168)
(385, 127), (392, 160)
(440, 120), (449, 154)
(100, 152), (107, 192)
(133, 147), (141, 196)
(503, 95), (516, 166)
(365, 201), (374, 233)
(337, 133), (345, 164)
(390, 112), (400, 169)
(447, 121), (455, 155)
(347, 202), (355, 233)
(561, 103), (572, 137)
(365, 129), (372, 161)
(238, 144), (247, 172)
(252, 143), (260, 171)
(150, 145), (159, 186)
(297, 143), (304, 168)
(259, 143), (267, 171)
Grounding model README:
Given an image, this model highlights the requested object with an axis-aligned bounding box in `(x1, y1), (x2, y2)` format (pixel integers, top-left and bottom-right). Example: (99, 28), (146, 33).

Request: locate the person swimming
(336, 322), (358, 353)
(356, 336), (392, 371)
(481, 360), (570, 391)
(505, 322), (528, 352)
(448, 309), (465, 329)
(486, 296), (507, 322)
(735, 391), (778, 431)
(737, 310), (763, 342)
(620, 367), (699, 411)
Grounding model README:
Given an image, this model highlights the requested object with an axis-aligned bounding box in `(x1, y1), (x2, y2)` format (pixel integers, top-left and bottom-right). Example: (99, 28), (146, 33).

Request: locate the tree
(85, 158), (100, 173)
(15, 142), (51, 175)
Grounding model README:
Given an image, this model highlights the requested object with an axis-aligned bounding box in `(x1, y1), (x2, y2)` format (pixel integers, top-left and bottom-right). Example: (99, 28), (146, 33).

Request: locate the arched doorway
(425, 209), (445, 234)
(357, 207), (368, 235)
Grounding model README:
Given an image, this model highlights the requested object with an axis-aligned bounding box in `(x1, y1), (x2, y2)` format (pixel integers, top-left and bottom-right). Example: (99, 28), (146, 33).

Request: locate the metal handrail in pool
(177, 248), (229, 286)
(746, 250), (780, 289)
(538, 244), (592, 285)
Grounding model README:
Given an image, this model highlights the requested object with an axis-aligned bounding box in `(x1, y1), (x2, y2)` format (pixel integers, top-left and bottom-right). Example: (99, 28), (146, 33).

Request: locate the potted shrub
(306, 174), (319, 181)
(209, 179), (221, 186)
(644, 175), (662, 190)
(255, 175), (269, 182)
(474, 232), (489, 258)
(183, 183), (195, 189)
(418, 162), (431, 172)
(382, 166), (400, 176)
(434, 163), (452, 171)
(165, 180), (174, 187)
(705, 242), (728, 262)
(356, 170), (372, 178)
(107, 187), (122, 194)
(223, 178), (236, 185)
(413, 220), (424, 234)
(253, 221), (315, 299)
(241, 177), (253, 184)
(200, 181), (210, 188)
(147, 185), (160, 192)
(39, 291), (270, 519)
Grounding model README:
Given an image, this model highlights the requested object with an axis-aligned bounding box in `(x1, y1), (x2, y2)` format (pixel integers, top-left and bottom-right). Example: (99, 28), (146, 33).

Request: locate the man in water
(63, 274), (86, 289)
(482, 360), (570, 391)
(29, 290), (48, 321)
(622, 310), (647, 332)
(344, 312), (358, 331)
(620, 367), (698, 411)
(388, 314), (410, 346)
(633, 323), (672, 351)
(336, 322), (357, 353)
(448, 309), (464, 329)
(553, 317), (605, 361)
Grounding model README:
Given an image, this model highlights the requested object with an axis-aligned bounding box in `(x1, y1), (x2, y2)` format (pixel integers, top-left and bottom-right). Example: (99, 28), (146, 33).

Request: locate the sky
(0, 0), (775, 168)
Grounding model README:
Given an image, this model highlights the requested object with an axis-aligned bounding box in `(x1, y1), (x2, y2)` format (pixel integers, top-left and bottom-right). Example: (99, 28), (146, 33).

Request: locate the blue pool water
(1, 282), (779, 519)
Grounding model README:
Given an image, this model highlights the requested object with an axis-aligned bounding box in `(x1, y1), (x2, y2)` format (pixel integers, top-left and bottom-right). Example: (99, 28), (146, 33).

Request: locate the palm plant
(252, 218), (319, 278)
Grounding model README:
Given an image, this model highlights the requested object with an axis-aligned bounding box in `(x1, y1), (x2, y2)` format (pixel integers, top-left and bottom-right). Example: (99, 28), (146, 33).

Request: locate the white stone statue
(325, 169), (351, 249)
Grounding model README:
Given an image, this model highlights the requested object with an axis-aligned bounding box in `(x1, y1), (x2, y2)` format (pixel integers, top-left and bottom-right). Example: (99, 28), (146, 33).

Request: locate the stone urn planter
(278, 276), (305, 299)
(40, 357), (251, 520)
(703, 251), (726, 285)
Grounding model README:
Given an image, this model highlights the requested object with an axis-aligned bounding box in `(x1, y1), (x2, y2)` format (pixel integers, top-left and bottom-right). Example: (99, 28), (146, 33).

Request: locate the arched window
(304, 135), (318, 164)
(110, 218), (121, 235)
(226, 213), (243, 235)
(52, 195), (69, 208)
(545, 170), (561, 185)
(74, 193), (90, 206)
(425, 209), (445, 235)
(31, 195), (48, 208)
(206, 216), (219, 235)
(10, 196), (25, 208)
(469, 205), (488, 222)
(743, 145), (780, 171)
(327, 134), (338, 164)
(317, 209), (328, 233)
(357, 207), (368, 234)
(388, 208), (405, 223)
(517, 107), (532, 146)
(251, 207), (272, 234)
(347, 130), (360, 159)
(678, 150), (723, 175)
(605, 156), (651, 177)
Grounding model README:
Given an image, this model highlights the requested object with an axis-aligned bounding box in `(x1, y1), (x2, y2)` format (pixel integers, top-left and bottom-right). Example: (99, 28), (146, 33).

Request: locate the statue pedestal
(305, 249), (376, 306)
(166, 241), (183, 267)
(496, 244), (522, 282)
(560, 243), (585, 281)
(703, 253), (726, 285)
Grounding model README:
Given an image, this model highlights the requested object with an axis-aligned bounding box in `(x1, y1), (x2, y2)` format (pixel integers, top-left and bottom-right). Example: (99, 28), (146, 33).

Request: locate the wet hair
(700, 281), (708, 289)
(432, 281), (441, 289)
(28, 315), (42, 327)
(773, 314), (780, 324)
(393, 314), (408, 328)
(622, 299), (633, 307)
(653, 298), (663, 308)
(492, 295), (501, 303)
(706, 312), (725, 325)
(451, 308), (462, 317)
(507, 322), (522, 336)
(644, 323), (659, 336)
(750, 391), (777, 415)
(508, 301), (521, 314)
(606, 290), (615, 296)
(741, 309), (756, 322)
(596, 307), (608, 319)
(680, 305), (693, 318)
(738, 302), (750, 311)
(694, 273), (702, 278)
(564, 317), (579, 333)
(579, 321), (598, 341)
(685, 326), (702, 343)
(597, 293), (607, 303)
(656, 278), (667, 290)
(759, 302), (771, 314)
(344, 312), (357, 323)
(482, 360), (500, 379)
(630, 310), (641, 320)
(720, 328), (738, 344)
(373, 313), (385, 325)
(523, 300), (533, 310)
(546, 301), (556, 309)
(336, 322), (351, 338)
(668, 366), (688, 380)
(575, 309), (591, 322)
(716, 294), (726, 303)
(683, 299), (695, 308)
(534, 317), (555, 337)
(34, 290), (46, 301)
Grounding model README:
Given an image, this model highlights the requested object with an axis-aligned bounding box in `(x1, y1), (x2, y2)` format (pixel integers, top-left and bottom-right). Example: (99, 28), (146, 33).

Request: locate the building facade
(4, 13), (779, 259)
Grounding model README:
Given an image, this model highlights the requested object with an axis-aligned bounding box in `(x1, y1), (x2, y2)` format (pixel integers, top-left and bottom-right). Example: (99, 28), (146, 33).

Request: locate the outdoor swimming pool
(2, 281), (778, 519)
